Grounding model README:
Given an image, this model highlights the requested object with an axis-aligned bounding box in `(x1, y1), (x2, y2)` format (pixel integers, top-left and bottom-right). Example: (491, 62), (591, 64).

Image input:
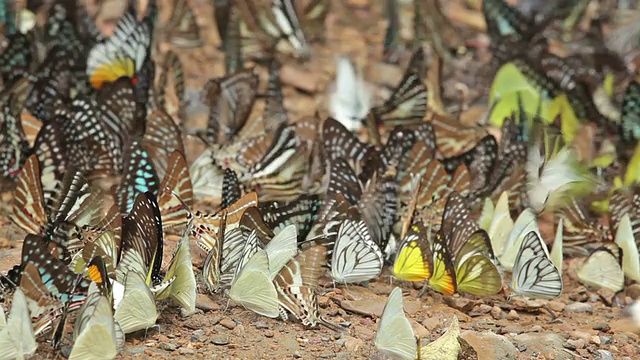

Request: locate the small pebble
(567, 338), (585, 349)
(507, 310), (519, 320)
(254, 322), (270, 329)
(564, 302), (592, 313)
(595, 350), (614, 360)
(547, 301), (565, 312)
(191, 331), (207, 342)
(490, 306), (503, 320)
(220, 318), (237, 330)
(125, 347), (146, 355)
(264, 330), (275, 338)
(179, 348), (195, 355)
(529, 325), (542, 332)
(159, 342), (177, 351)
(501, 324), (525, 334)
(469, 304), (492, 316)
(593, 323), (611, 332)
(209, 315), (222, 325)
(590, 335), (601, 345)
(626, 284), (640, 300)
(210, 334), (229, 345)
(600, 336), (611, 345)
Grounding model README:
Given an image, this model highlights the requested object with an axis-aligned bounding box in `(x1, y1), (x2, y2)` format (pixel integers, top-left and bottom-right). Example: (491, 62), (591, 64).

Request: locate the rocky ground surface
(2, 0), (640, 359)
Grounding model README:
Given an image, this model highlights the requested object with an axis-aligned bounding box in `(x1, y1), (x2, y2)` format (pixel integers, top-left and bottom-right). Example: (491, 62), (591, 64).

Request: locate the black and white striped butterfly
(510, 230), (562, 300)
(330, 219), (383, 284)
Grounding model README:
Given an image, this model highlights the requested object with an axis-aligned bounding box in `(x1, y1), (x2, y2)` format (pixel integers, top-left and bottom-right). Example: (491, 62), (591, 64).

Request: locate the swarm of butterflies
(0, 0), (640, 359)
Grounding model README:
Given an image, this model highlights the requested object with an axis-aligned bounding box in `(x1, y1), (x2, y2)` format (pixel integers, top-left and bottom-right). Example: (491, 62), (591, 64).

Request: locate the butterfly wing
(229, 250), (280, 318)
(511, 231), (562, 300)
(577, 247), (624, 293)
(374, 287), (417, 360)
(330, 220), (383, 284)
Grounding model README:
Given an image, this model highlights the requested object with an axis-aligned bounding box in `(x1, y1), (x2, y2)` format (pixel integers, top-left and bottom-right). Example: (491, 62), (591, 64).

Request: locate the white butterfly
(229, 250), (280, 318)
(114, 270), (158, 334)
(229, 226), (298, 318)
(526, 143), (593, 214)
(500, 208), (539, 271)
(329, 56), (371, 131)
(330, 219), (383, 284)
(615, 214), (640, 282)
(154, 226), (197, 314)
(479, 191), (514, 260)
(374, 287), (417, 360)
(577, 246), (624, 293)
(0, 288), (38, 360)
(510, 231), (563, 300)
(69, 285), (121, 360)
(549, 218), (564, 273)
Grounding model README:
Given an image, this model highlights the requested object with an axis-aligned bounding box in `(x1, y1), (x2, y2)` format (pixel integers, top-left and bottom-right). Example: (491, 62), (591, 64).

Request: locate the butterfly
(116, 191), (164, 287)
(157, 151), (193, 232)
(613, 214), (640, 282)
(372, 48), (427, 127)
(86, 8), (151, 89)
(557, 198), (612, 257)
(482, 0), (537, 43)
(0, 289), (38, 360)
(69, 285), (121, 360)
(221, 168), (242, 209)
(393, 225), (450, 287)
(236, 0), (311, 58)
(153, 224), (196, 314)
(116, 139), (160, 214)
(621, 80), (640, 143)
(262, 59), (289, 133)
(322, 117), (378, 177)
(577, 244), (624, 293)
(143, 109), (186, 180)
(24, 46), (73, 123)
(374, 287), (417, 360)
(220, 3), (243, 74)
(156, 0), (203, 49)
(413, 0), (465, 61)
(260, 195), (321, 241)
(0, 98), (31, 180)
(330, 219), (384, 284)
(113, 269), (158, 334)
(324, 157), (397, 251)
(382, 0), (401, 63)
(275, 245), (340, 330)
(478, 191), (513, 260)
(153, 51), (186, 122)
(201, 69), (259, 145)
(12, 157), (104, 260)
(0, 33), (35, 84)
(228, 226), (297, 313)
(229, 250), (280, 317)
(329, 56), (371, 131)
(510, 230), (563, 300)
(526, 124), (594, 214)
(183, 192), (258, 292)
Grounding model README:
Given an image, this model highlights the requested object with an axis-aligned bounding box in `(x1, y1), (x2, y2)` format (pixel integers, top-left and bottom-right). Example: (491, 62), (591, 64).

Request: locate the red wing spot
(132, 76), (138, 85)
